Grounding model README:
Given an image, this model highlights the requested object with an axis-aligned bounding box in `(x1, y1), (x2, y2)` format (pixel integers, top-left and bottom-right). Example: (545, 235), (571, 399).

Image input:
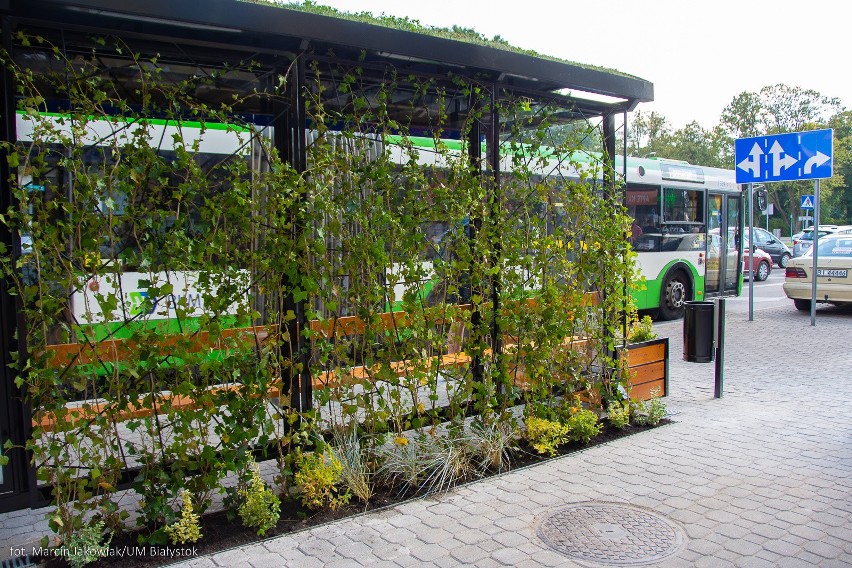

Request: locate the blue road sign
(735, 129), (833, 184)
(801, 195), (815, 209)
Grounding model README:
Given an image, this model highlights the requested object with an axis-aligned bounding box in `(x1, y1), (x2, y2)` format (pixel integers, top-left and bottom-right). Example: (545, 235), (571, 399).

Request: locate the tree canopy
(623, 84), (850, 230)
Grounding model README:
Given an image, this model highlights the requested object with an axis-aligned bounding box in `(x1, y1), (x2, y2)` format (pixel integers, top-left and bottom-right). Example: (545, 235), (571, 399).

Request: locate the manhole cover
(537, 502), (685, 566)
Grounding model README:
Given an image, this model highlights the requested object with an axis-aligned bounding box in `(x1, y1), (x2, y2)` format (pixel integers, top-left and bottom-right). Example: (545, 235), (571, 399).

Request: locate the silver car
(793, 225), (852, 257)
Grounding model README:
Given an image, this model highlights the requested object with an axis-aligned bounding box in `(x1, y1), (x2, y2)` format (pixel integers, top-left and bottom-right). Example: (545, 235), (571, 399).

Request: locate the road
(728, 265), (789, 313)
(654, 263), (851, 337)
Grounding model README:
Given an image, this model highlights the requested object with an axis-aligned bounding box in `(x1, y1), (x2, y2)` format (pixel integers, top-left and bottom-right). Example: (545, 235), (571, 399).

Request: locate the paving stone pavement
(3, 302), (851, 567)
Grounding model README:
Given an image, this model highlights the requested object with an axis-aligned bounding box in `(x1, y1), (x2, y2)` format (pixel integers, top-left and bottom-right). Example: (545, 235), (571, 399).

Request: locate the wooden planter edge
(617, 337), (669, 401)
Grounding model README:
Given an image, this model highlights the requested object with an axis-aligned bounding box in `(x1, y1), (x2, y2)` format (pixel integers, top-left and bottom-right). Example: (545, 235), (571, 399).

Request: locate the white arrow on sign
(737, 142), (763, 177)
(769, 141), (798, 177)
(803, 151), (830, 174)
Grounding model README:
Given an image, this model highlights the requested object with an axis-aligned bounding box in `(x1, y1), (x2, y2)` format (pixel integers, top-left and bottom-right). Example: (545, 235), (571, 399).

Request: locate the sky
(314, 0), (848, 131)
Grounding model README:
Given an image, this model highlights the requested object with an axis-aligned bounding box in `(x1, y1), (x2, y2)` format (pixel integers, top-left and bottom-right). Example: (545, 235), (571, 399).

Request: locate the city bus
(620, 156), (743, 319)
(16, 112), (743, 337)
(385, 144), (745, 321)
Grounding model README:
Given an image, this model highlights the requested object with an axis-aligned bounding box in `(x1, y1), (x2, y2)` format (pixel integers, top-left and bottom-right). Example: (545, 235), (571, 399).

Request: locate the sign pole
(748, 183), (754, 322)
(810, 179), (820, 326)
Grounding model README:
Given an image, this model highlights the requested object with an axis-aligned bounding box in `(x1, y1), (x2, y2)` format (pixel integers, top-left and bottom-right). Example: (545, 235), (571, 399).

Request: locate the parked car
(783, 233), (852, 310)
(792, 225), (852, 258)
(743, 227), (792, 267)
(743, 247), (772, 281)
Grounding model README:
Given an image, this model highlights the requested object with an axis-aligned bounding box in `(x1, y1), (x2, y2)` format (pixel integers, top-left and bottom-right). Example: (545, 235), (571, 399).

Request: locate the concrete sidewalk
(175, 304), (852, 567)
(2, 303), (850, 567)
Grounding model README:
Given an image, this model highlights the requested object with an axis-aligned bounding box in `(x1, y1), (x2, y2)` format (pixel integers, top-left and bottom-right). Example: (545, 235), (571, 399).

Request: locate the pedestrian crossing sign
(800, 195), (814, 209)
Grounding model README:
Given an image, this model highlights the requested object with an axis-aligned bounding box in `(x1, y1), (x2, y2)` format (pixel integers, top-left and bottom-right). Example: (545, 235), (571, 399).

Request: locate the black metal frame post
(486, 85), (504, 399)
(601, 113), (621, 370)
(280, 54), (312, 413)
(467, 101), (485, 388)
(602, 113), (617, 201)
(0, 17), (34, 512)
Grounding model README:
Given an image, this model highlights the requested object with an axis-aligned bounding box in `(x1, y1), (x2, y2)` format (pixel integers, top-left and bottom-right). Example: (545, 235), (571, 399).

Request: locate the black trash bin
(683, 301), (715, 363)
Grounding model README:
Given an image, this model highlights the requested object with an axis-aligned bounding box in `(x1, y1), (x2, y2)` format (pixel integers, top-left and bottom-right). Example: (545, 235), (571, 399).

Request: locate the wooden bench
(36, 325), (281, 431)
(33, 292), (609, 430)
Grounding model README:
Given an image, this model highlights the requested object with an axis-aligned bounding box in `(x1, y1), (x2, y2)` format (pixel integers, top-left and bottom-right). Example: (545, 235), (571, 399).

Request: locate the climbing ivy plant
(0, 29), (637, 545)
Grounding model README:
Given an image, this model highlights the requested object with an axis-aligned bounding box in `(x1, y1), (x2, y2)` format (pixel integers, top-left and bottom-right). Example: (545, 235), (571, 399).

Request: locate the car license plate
(816, 269), (848, 277)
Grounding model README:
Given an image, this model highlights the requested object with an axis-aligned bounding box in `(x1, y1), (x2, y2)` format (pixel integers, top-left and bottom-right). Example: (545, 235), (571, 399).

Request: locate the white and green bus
(621, 156), (743, 319)
(18, 112), (743, 333)
(381, 139), (746, 321)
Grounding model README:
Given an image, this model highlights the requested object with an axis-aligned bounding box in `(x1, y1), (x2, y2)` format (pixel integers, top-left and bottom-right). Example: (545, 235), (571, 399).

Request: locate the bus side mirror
(755, 189), (768, 212)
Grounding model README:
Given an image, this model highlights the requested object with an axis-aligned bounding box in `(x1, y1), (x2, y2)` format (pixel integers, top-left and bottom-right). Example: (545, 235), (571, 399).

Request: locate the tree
(624, 110), (671, 157)
(660, 121), (728, 168)
(720, 91), (764, 140)
(760, 84), (842, 134)
(720, 84), (844, 230)
(824, 111), (852, 224)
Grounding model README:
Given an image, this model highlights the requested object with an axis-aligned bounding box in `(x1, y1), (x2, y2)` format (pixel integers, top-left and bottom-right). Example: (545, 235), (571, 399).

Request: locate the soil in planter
(37, 419), (670, 568)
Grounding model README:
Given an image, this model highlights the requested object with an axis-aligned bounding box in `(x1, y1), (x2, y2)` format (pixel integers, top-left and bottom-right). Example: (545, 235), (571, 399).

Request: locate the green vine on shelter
(0, 28), (640, 547)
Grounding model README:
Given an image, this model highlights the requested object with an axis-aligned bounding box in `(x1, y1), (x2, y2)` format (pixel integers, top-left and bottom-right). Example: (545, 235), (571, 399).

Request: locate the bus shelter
(0, 0), (653, 514)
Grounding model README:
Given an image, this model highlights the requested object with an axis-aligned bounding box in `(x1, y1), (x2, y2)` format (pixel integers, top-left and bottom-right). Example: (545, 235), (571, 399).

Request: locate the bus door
(705, 192), (742, 296)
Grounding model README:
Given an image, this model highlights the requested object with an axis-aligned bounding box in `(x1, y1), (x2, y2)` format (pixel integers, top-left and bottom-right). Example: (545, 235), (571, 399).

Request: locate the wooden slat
(627, 360), (666, 385)
(35, 382), (283, 432)
(623, 343), (666, 367)
(628, 379), (666, 401)
(44, 325), (277, 369)
(312, 351), (474, 389)
(308, 292), (599, 341)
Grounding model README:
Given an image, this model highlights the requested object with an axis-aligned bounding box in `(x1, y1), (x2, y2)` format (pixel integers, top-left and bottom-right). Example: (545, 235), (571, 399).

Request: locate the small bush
(164, 490), (203, 545)
(633, 388), (667, 426)
(419, 430), (475, 494)
(60, 520), (111, 568)
(564, 405), (602, 444)
(524, 416), (571, 456)
(376, 436), (422, 494)
(238, 459), (281, 536)
(607, 400), (631, 429)
(468, 419), (519, 473)
(377, 430), (475, 496)
(627, 315), (657, 343)
(331, 427), (374, 504)
(294, 448), (351, 510)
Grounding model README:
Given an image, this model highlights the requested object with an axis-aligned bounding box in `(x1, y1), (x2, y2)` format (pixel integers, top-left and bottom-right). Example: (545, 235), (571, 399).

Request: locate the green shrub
(238, 459), (281, 536)
(607, 400), (631, 429)
(59, 520), (111, 568)
(628, 315), (657, 343)
(633, 388), (667, 426)
(164, 490), (202, 545)
(564, 405), (602, 444)
(294, 449), (351, 510)
(524, 416), (571, 456)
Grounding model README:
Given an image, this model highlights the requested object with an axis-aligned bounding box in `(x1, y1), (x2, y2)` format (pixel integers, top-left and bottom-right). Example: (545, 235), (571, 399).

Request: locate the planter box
(619, 337), (669, 401)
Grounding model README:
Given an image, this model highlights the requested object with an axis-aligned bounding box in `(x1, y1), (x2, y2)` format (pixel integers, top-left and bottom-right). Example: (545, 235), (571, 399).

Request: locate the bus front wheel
(659, 270), (691, 320)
